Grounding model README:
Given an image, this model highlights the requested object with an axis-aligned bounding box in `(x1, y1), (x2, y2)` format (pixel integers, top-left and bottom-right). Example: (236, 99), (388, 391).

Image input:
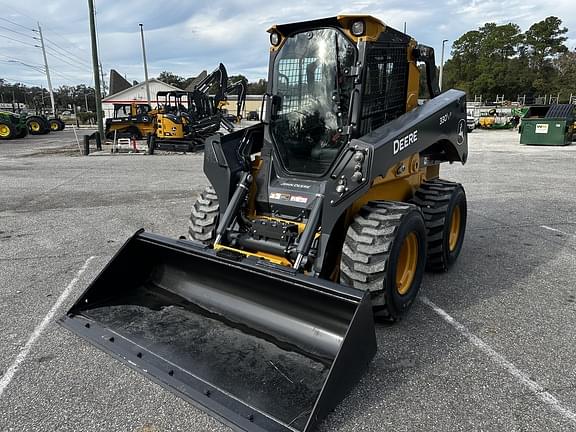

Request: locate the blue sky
(0, 0), (574, 89)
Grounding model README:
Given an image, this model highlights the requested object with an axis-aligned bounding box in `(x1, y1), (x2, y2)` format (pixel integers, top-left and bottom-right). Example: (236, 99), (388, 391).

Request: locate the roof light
(270, 32), (281, 46)
(351, 20), (365, 36)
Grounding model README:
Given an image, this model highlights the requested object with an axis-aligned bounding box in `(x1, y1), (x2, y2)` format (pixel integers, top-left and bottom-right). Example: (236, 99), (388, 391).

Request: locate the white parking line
(0, 256), (96, 399)
(421, 296), (576, 426)
(541, 225), (576, 237)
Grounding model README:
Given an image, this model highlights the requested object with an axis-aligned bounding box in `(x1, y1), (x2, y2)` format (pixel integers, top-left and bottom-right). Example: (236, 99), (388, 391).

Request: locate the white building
(101, 79), (181, 119)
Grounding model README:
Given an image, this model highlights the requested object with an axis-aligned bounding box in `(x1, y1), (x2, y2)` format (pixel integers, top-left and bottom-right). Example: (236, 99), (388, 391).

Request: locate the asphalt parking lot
(0, 128), (575, 432)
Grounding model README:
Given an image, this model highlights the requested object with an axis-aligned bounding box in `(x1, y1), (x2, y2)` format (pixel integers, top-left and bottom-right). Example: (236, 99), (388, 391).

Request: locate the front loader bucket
(59, 231), (376, 432)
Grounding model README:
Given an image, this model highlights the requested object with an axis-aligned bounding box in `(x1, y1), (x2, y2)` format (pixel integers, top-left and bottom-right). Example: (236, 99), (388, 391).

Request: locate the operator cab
(270, 28), (356, 175)
(266, 16), (415, 179)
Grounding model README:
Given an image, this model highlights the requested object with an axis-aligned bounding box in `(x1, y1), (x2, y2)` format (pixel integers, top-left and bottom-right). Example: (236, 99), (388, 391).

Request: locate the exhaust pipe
(60, 230), (376, 431)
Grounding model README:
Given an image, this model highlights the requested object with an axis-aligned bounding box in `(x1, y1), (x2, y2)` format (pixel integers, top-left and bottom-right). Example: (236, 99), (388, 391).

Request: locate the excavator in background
(61, 15), (468, 432)
(103, 63), (247, 153)
(219, 77), (249, 129)
(149, 63), (247, 153)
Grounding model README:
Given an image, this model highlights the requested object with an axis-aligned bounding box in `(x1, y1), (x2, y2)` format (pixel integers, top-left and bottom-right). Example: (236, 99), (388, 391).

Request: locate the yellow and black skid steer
(60, 15), (468, 432)
(105, 102), (156, 139)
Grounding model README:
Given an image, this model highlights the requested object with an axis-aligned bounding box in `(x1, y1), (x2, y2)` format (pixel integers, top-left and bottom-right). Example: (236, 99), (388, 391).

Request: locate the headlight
(351, 20), (365, 36)
(270, 32), (281, 46)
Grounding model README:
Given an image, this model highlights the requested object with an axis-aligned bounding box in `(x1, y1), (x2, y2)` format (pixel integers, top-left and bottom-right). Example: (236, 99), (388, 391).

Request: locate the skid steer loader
(105, 102), (156, 139)
(60, 15), (468, 432)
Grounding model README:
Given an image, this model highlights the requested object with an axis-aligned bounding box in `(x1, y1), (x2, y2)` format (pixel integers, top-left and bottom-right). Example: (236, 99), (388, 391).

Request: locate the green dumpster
(520, 104), (575, 146)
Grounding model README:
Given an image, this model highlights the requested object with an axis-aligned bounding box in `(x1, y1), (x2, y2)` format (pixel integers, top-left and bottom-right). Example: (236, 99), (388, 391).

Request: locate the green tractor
(26, 114), (65, 135)
(26, 97), (66, 134)
(25, 114), (50, 135)
(0, 111), (28, 140)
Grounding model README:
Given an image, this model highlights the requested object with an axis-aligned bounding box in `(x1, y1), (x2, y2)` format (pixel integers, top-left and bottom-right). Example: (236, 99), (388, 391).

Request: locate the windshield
(271, 28), (356, 175)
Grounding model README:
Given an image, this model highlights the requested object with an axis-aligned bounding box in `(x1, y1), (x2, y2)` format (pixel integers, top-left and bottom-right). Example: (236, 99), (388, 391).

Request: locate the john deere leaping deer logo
(457, 119), (466, 145)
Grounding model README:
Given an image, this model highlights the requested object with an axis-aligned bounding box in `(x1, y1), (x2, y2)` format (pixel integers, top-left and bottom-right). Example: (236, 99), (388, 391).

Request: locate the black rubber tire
(340, 201), (427, 321)
(56, 119), (65, 131)
(14, 127), (28, 139)
(411, 179), (467, 272)
(39, 117), (51, 134)
(147, 135), (155, 155)
(27, 117), (46, 135)
(0, 120), (15, 140)
(188, 185), (219, 244)
(49, 119), (60, 131)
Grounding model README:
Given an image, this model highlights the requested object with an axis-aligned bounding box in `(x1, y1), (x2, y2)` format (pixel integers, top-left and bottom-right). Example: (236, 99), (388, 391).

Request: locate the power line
(0, 2), (92, 71)
(0, 55), (44, 69)
(41, 24), (90, 55)
(0, 59), (45, 74)
(49, 68), (82, 83)
(0, 54), (84, 85)
(44, 37), (91, 67)
(0, 16), (34, 31)
(0, 1), (37, 22)
(0, 24), (35, 40)
(0, 33), (37, 48)
(44, 41), (92, 69)
(44, 46), (92, 73)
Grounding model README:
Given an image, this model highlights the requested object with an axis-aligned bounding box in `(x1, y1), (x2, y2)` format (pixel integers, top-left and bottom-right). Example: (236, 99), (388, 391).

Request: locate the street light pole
(139, 23), (151, 105)
(439, 39), (448, 92)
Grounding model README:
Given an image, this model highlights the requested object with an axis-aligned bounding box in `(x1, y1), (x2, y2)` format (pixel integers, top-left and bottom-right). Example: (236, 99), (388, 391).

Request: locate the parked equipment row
(0, 111), (65, 140)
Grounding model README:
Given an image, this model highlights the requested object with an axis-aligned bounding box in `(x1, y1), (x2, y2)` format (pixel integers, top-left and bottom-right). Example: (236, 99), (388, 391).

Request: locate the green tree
(524, 16), (568, 71)
(157, 71), (186, 88)
(228, 74), (248, 85)
(554, 49), (576, 95)
(444, 23), (525, 99)
(247, 79), (267, 95)
(443, 16), (571, 101)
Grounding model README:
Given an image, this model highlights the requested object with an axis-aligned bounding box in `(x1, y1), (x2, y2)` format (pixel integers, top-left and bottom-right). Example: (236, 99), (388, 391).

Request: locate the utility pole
(87, 0), (104, 140)
(139, 23), (151, 105)
(439, 39), (448, 92)
(37, 23), (56, 116)
(99, 62), (106, 96)
(84, 90), (89, 111)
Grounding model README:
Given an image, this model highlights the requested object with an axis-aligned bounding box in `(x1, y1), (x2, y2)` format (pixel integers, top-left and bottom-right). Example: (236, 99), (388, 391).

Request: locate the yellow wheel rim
(0, 124), (10, 137)
(50, 122), (59, 130)
(396, 232), (418, 295)
(30, 121), (40, 131)
(449, 205), (462, 252)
